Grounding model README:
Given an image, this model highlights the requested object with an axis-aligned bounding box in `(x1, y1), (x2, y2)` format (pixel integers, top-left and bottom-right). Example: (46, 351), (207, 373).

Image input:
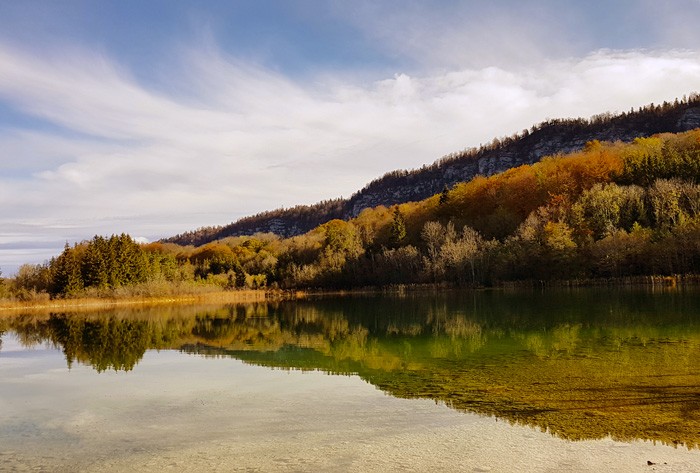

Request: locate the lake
(2, 288), (700, 472)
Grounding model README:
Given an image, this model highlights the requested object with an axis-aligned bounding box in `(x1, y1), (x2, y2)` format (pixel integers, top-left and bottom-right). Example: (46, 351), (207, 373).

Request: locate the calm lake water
(2, 288), (700, 472)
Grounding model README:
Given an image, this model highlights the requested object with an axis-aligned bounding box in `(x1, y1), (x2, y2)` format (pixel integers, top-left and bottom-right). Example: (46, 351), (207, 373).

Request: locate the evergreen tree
(390, 207), (407, 247)
(51, 243), (83, 297)
(81, 236), (108, 289)
(439, 185), (450, 205)
(233, 262), (247, 288)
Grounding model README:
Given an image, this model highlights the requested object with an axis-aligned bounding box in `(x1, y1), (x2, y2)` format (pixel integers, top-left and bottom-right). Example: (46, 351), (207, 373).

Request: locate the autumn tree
(421, 221), (449, 281)
(571, 183), (625, 240)
(649, 179), (686, 231)
(440, 225), (484, 285)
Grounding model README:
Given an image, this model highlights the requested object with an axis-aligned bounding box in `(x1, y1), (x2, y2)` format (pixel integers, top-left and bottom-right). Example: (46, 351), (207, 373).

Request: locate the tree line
(3, 128), (700, 299)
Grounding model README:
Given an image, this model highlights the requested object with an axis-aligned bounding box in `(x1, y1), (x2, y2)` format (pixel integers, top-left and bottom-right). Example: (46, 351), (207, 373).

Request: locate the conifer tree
(82, 236), (108, 289)
(51, 243), (83, 297)
(439, 185), (450, 205)
(390, 207), (407, 247)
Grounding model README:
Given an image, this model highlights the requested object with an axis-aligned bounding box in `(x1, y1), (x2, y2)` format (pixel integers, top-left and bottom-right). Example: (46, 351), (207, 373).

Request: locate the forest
(166, 94), (700, 245)
(2, 128), (700, 300)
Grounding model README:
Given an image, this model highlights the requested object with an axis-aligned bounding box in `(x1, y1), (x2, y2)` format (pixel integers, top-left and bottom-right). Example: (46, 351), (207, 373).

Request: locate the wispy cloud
(326, 0), (700, 70)
(326, 1), (572, 70)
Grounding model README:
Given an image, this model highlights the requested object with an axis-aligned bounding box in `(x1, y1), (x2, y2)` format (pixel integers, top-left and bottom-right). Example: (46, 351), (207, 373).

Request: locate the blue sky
(1, 1), (700, 274)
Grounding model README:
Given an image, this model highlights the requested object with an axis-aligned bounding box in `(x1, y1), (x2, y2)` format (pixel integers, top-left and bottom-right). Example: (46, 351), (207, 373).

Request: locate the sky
(1, 0), (700, 275)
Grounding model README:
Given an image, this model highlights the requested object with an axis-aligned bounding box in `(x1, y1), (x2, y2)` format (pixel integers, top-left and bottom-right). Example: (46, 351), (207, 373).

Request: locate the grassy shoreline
(3, 274), (699, 313)
(0, 289), (274, 313)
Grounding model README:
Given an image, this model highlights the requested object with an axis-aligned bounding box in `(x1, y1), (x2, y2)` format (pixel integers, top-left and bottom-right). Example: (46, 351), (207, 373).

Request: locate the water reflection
(3, 288), (700, 448)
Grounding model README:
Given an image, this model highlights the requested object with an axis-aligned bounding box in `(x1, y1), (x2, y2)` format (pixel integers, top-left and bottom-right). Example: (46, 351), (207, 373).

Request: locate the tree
(542, 221), (578, 277)
(51, 243), (83, 297)
(439, 185), (450, 205)
(421, 221), (443, 280)
(81, 237), (108, 289)
(107, 234), (149, 286)
(390, 207), (407, 247)
(591, 226), (650, 277)
(319, 220), (363, 274)
(505, 208), (577, 280)
(440, 226), (483, 285)
(13, 264), (51, 295)
(618, 185), (648, 230)
(649, 179), (685, 231)
(375, 245), (422, 284)
(571, 183), (625, 239)
(233, 262), (247, 288)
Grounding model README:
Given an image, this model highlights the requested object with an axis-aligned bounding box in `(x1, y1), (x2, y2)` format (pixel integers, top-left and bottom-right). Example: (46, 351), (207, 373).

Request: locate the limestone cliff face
(344, 106), (700, 219)
(165, 101), (700, 246)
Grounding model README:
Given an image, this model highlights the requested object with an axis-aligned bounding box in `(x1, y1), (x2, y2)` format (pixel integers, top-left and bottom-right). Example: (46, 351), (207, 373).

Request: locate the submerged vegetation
(3, 128), (700, 301)
(4, 290), (700, 447)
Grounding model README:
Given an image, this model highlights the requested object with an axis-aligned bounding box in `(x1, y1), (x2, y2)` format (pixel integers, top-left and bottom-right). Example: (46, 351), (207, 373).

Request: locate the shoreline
(0, 289), (273, 313)
(500, 273), (700, 289)
(2, 274), (699, 312)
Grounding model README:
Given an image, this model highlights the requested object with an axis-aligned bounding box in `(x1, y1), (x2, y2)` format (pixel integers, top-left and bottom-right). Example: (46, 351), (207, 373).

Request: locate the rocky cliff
(165, 98), (700, 246)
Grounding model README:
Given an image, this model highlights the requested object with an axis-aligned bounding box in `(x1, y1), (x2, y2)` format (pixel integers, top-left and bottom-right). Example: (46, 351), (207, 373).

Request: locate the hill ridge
(164, 95), (700, 246)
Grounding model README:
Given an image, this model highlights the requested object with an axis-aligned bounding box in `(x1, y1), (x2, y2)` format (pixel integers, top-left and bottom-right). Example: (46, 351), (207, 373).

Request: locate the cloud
(325, 0), (700, 70)
(1, 39), (700, 272)
(325, 1), (569, 70)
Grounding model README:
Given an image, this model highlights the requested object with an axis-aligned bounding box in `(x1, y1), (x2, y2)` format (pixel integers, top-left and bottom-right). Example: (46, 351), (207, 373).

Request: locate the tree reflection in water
(3, 288), (700, 447)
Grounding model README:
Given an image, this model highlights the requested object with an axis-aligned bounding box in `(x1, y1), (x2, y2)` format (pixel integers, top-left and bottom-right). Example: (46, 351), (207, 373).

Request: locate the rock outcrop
(165, 98), (700, 246)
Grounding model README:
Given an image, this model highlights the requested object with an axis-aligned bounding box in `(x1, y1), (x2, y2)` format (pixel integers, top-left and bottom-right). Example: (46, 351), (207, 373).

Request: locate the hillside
(9, 126), (700, 299)
(164, 95), (700, 246)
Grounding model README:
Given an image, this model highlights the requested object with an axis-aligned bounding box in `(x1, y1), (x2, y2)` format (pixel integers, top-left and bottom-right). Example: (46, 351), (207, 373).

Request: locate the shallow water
(2, 288), (700, 472)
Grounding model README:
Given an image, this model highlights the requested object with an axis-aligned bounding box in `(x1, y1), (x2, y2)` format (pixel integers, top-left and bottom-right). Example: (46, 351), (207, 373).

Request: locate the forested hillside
(166, 95), (700, 245)
(5, 127), (700, 299)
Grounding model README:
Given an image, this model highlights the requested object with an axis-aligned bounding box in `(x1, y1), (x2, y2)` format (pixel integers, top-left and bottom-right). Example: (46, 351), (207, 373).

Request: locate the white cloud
(1, 41), (700, 272)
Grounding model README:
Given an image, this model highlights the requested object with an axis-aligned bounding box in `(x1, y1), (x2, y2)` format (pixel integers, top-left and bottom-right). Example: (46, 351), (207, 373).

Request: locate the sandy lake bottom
(2, 334), (700, 473)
